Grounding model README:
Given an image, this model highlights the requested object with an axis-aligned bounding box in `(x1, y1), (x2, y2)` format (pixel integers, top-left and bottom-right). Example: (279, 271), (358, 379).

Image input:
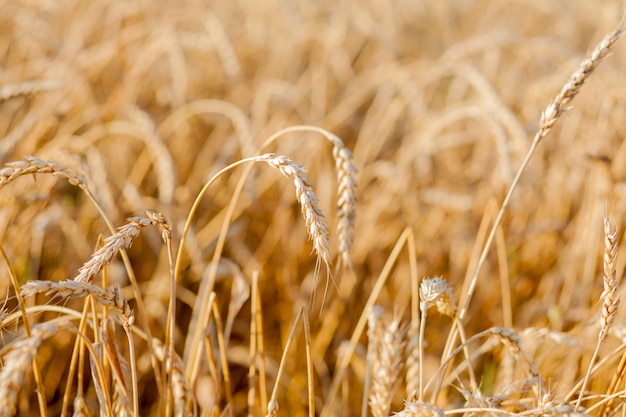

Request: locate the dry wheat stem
(248, 275), (260, 417)
(145, 209), (177, 417)
(405, 327), (420, 402)
(266, 307), (305, 417)
(21, 280), (135, 326)
(457, 26), (623, 320)
(252, 272), (269, 413)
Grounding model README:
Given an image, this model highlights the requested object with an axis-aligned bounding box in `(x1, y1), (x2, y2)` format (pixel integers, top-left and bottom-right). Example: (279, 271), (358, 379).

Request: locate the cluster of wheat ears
(3, 2), (626, 417)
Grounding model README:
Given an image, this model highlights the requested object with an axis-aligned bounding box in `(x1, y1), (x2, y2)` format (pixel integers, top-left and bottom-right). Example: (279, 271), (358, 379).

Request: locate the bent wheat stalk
(177, 153), (330, 385)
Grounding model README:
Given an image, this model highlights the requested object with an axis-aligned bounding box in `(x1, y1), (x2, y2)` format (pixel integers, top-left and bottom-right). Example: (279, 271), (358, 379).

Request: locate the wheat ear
(0, 79), (63, 102)
(259, 153), (331, 268)
(364, 306), (384, 417)
(394, 401), (445, 417)
(0, 156), (88, 190)
(600, 216), (620, 340)
(73, 214), (157, 284)
(369, 315), (406, 417)
(440, 27), (624, 398)
(575, 216), (621, 410)
(257, 126), (357, 267)
(21, 280), (134, 326)
(152, 339), (196, 417)
(328, 134), (358, 268)
(0, 323), (68, 417)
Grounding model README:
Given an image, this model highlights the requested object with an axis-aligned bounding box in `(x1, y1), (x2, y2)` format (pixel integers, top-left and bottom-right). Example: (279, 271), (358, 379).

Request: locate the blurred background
(2, 0), (626, 415)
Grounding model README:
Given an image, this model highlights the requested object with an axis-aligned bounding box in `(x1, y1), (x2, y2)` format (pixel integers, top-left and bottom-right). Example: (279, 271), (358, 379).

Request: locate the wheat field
(2, 1), (626, 416)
